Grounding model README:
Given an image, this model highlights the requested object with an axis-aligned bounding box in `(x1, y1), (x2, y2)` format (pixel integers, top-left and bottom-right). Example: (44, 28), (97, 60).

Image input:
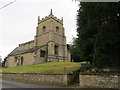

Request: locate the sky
(0, 0), (79, 60)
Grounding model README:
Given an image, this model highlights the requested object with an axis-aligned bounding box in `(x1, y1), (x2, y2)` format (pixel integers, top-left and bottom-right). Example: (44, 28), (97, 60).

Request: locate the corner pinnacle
(50, 9), (53, 15)
(38, 16), (40, 21)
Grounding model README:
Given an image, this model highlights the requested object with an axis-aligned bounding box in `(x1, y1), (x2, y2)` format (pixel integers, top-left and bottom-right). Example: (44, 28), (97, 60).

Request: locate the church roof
(8, 47), (36, 56)
(8, 47), (19, 56)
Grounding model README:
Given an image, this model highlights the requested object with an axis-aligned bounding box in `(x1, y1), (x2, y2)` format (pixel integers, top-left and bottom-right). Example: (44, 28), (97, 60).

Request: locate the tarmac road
(1, 79), (75, 90)
(1, 79), (118, 90)
(1, 79), (57, 88)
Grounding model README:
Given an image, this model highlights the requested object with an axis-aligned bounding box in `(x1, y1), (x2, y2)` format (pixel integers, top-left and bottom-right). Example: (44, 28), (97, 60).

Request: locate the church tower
(34, 9), (69, 63)
(5, 9), (71, 67)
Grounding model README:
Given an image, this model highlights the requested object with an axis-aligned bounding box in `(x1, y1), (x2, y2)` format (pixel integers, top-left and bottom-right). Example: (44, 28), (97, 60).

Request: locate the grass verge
(1, 62), (80, 74)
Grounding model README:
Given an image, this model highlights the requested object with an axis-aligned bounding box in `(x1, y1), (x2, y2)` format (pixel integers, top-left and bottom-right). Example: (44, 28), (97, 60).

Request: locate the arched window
(56, 26), (59, 32)
(42, 26), (46, 32)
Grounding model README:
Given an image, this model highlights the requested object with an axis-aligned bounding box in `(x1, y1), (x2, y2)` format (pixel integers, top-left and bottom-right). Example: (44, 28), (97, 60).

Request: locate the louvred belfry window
(42, 26), (46, 32)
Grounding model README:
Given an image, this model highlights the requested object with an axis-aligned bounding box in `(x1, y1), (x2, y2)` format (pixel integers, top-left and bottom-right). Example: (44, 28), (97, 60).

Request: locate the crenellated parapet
(38, 9), (63, 25)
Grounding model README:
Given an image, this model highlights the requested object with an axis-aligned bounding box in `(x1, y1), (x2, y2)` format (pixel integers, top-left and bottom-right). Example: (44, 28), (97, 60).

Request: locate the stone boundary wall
(79, 73), (120, 88)
(2, 73), (75, 86)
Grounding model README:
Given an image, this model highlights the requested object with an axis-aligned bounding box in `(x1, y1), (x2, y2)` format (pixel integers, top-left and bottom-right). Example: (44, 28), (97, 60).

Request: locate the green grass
(1, 62), (81, 74)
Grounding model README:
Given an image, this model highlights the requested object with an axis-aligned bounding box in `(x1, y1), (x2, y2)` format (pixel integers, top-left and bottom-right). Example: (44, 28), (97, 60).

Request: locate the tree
(69, 38), (81, 62)
(2, 57), (7, 67)
(76, 2), (120, 69)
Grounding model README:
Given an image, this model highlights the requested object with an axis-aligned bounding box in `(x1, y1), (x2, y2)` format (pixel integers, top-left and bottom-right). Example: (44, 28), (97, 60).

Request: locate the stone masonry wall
(2, 73), (75, 86)
(79, 73), (119, 88)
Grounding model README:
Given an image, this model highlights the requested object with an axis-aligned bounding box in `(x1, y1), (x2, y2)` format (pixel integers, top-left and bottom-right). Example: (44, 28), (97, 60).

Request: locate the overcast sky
(0, 0), (79, 59)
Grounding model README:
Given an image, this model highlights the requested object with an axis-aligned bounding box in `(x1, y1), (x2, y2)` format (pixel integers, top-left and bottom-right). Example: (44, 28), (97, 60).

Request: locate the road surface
(1, 79), (118, 90)
(1, 79), (58, 88)
(1, 79), (75, 90)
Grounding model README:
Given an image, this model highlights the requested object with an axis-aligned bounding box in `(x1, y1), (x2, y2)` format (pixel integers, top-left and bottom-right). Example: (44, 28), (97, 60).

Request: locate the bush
(80, 63), (92, 72)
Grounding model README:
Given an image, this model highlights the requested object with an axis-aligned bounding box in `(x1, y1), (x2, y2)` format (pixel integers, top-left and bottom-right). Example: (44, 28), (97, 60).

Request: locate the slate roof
(8, 47), (36, 56)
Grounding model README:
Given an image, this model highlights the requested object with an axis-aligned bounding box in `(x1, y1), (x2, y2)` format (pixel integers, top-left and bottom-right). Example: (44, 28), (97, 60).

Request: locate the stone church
(5, 10), (71, 67)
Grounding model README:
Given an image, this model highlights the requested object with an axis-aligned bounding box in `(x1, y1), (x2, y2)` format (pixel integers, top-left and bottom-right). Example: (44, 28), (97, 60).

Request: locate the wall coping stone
(2, 73), (73, 75)
(79, 72), (120, 75)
